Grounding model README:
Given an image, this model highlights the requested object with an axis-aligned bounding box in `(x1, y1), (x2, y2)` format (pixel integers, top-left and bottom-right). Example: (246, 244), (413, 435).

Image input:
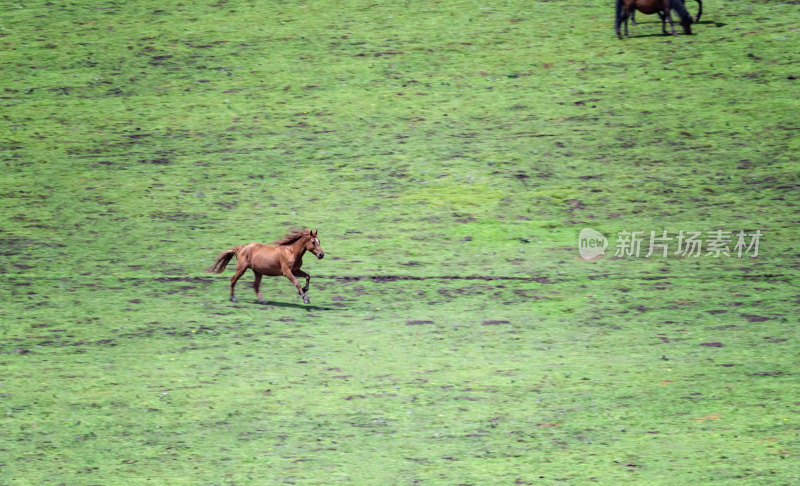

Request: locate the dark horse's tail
(206, 245), (244, 273)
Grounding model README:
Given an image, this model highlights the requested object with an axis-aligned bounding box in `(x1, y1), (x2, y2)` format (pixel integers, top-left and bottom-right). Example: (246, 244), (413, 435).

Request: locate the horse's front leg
(293, 269), (311, 293)
(282, 266), (309, 304)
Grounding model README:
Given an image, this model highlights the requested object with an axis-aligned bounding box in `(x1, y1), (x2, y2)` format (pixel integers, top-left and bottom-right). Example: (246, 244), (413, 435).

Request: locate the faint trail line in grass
(1, 274), (792, 284)
(317, 275), (551, 283)
(314, 274), (792, 283)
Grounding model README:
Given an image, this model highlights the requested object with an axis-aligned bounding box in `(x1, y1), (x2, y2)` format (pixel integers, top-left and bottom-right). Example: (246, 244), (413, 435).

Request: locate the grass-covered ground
(1, 1), (798, 484)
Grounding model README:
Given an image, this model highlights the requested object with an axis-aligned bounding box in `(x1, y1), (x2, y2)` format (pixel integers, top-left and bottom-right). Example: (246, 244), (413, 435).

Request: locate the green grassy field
(1, 1), (798, 484)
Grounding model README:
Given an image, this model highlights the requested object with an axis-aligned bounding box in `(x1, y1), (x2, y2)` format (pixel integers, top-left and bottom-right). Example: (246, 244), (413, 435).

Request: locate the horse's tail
(206, 245), (243, 273)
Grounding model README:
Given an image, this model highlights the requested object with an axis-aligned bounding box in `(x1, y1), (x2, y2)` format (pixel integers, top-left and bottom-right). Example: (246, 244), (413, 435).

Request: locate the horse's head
(674, 0), (693, 35)
(305, 229), (324, 259)
(680, 17), (693, 36)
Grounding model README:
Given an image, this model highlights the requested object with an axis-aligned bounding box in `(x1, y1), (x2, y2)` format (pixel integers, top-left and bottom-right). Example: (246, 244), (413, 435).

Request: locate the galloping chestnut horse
(616, 0), (693, 39)
(207, 229), (325, 304)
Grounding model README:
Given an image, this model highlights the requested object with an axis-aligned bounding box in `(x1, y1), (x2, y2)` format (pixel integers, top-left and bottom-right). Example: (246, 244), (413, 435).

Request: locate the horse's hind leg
(615, 12), (629, 39)
(253, 272), (267, 304)
(229, 262), (248, 302)
(622, 3), (634, 38)
(615, 0), (626, 38)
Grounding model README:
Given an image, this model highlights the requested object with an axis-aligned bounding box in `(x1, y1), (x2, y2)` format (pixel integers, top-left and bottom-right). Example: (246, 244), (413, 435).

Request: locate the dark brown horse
(207, 229), (325, 304)
(631, 0), (702, 24)
(616, 0), (693, 39)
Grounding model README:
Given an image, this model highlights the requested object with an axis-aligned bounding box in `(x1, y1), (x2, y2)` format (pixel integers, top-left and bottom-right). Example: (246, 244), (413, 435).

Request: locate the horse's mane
(272, 228), (311, 246)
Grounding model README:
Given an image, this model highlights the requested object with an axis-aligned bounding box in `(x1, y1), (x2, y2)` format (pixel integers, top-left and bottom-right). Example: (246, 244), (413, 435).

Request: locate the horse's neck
(288, 237), (308, 257)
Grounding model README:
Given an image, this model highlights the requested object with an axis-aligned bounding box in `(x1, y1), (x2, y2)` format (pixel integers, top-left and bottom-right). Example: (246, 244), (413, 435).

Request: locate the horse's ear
(312, 229), (318, 237)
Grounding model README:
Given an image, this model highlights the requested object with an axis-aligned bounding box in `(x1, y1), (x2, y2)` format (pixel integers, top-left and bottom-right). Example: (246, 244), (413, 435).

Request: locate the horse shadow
(633, 19), (724, 27)
(254, 300), (339, 311)
(622, 19), (722, 37)
(626, 32), (687, 38)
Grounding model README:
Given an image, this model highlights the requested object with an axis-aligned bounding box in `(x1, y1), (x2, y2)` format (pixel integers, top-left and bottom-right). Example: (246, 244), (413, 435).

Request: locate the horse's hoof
(257, 299), (269, 305)
(303, 296), (310, 304)
(230, 297), (238, 303)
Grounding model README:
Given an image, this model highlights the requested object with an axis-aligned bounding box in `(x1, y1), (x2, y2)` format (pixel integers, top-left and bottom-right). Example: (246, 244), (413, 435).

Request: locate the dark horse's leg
(615, 0), (629, 39)
(662, 0), (676, 35)
(293, 269), (311, 293)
